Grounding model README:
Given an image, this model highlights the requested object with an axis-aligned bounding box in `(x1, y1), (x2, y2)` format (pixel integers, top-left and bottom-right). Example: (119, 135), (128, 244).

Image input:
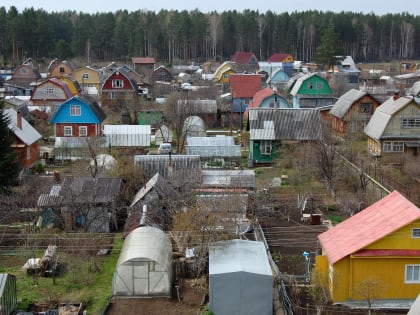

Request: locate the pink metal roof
(244, 87), (277, 118)
(132, 57), (155, 64)
(231, 51), (256, 64)
(267, 53), (292, 62)
(229, 74), (261, 98)
(318, 190), (420, 264)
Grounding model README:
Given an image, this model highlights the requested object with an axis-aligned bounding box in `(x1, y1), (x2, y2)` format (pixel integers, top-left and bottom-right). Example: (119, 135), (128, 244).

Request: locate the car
(158, 143), (172, 154)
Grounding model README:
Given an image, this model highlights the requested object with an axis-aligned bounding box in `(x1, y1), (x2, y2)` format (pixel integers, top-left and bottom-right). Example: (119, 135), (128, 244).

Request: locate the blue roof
(50, 95), (106, 124)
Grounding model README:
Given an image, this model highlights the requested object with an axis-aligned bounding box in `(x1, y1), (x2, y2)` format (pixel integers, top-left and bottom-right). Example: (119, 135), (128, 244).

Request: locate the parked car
(158, 143), (172, 154)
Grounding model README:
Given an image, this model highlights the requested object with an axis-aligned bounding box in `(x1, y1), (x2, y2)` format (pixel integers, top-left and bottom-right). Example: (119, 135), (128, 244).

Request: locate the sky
(1, 0), (420, 15)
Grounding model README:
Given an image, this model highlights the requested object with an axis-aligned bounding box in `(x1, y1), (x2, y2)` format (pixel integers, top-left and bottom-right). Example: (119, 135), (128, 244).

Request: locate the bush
(34, 162), (45, 174)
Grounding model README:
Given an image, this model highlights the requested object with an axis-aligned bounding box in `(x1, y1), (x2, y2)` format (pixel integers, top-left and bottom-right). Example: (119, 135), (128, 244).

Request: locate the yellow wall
(73, 67), (101, 91)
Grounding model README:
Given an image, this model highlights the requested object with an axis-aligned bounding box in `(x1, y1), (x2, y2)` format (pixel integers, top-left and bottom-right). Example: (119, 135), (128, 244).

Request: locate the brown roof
(231, 52), (257, 64)
(230, 74), (261, 98)
(132, 57), (156, 64)
(267, 53), (292, 62)
(318, 190), (420, 265)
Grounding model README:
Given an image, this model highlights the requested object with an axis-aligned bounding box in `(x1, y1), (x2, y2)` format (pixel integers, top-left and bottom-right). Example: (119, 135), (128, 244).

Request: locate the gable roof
(5, 108), (42, 145)
(249, 108), (322, 141)
(245, 87), (289, 118)
(40, 77), (74, 99)
(229, 74), (261, 98)
(267, 53), (293, 63)
(101, 67), (138, 90)
(50, 95), (106, 124)
(231, 52), (257, 64)
(290, 73), (331, 96)
(364, 95), (417, 140)
(132, 57), (156, 64)
(318, 190), (420, 265)
(329, 89), (368, 118)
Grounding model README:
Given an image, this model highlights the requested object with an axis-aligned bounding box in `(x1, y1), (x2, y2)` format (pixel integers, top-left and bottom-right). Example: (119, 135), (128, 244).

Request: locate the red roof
(229, 74), (261, 98)
(244, 87), (277, 118)
(231, 51), (257, 64)
(132, 57), (156, 64)
(48, 78), (74, 98)
(267, 53), (292, 62)
(318, 190), (420, 265)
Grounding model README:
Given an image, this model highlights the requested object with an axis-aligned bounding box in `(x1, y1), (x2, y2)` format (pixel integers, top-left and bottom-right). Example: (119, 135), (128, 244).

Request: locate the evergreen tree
(314, 22), (345, 70)
(0, 101), (21, 193)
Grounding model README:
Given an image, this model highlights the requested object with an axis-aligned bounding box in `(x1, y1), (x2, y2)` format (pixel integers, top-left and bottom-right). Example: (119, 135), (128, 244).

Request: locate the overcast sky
(1, 0), (419, 15)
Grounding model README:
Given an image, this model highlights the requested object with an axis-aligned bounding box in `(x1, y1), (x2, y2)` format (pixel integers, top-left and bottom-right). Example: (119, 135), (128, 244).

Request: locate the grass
(3, 233), (122, 314)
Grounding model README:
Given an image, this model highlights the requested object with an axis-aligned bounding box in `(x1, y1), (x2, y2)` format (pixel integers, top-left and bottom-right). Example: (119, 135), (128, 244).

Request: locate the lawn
(1, 232), (122, 314)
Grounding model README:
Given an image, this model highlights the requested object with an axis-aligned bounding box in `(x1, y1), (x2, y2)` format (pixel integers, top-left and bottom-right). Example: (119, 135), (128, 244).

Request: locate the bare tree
(354, 276), (385, 315)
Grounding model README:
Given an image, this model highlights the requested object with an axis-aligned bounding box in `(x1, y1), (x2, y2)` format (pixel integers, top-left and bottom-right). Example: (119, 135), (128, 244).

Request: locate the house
(5, 108), (42, 168)
(30, 77), (74, 113)
(213, 61), (241, 91)
(49, 95), (106, 159)
(248, 108), (322, 164)
(290, 73), (336, 108)
(394, 70), (420, 94)
(151, 65), (172, 83)
(230, 51), (259, 73)
(103, 125), (151, 148)
(185, 136), (241, 167)
(316, 190), (420, 304)
(266, 68), (290, 90)
(209, 239), (273, 315)
(101, 67), (139, 107)
(364, 94), (420, 158)
(48, 59), (75, 78)
(131, 57), (156, 74)
(229, 74), (262, 125)
(258, 61), (284, 78)
(329, 89), (381, 135)
(59, 75), (82, 96)
(176, 99), (217, 127)
(267, 53), (294, 63)
(72, 66), (101, 95)
(328, 56), (361, 95)
(244, 87), (290, 119)
(6, 62), (42, 94)
(0, 273), (17, 315)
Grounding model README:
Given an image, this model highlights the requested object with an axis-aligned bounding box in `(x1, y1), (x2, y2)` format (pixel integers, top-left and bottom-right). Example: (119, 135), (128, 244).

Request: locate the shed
(185, 136), (241, 158)
(0, 273), (17, 315)
(112, 226), (172, 297)
(209, 239), (273, 315)
(183, 116), (206, 137)
(103, 125), (151, 147)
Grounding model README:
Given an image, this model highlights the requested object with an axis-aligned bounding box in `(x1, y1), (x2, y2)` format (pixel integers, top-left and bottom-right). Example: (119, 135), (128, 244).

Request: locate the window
(260, 140), (272, 155)
(402, 118), (420, 128)
(383, 141), (404, 153)
(26, 146), (30, 160)
(64, 126), (72, 137)
(307, 82), (313, 89)
(59, 67), (65, 73)
(405, 265), (420, 283)
(112, 79), (124, 88)
(46, 87), (54, 94)
(108, 92), (117, 99)
(79, 126), (87, 137)
(360, 103), (372, 113)
(20, 68), (28, 74)
(70, 105), (81, 116)
(412, 228), (420, 238)
(82, 73), (89, 79)
(316, 82), (323, 90)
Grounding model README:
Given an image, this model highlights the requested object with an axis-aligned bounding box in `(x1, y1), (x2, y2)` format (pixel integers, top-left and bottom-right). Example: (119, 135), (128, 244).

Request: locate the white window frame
(70, 105), (81, 116)
(402, 118), (420, 128)
(79, 126), (88, 137)
(64, 126), (72, 137)
(112, 79), (124, 88)
(46, 87), (54, 94)
(260, 140), (272, 155)
(383, 141), (404, 153)
(412, 228), (420, 238)
(108, 92), (117, 99)
(405, 264), (420, 283)
(82, 73), (89, 79)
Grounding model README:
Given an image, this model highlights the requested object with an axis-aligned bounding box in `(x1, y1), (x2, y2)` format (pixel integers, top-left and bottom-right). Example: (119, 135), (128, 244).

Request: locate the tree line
(0, 6), (419, 67)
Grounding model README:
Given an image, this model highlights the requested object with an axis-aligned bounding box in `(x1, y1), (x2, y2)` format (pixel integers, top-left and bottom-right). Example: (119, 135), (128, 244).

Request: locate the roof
(410, 81), (420, 95)
(117, 226), (172, 268)
(231, 52), (257, 64)
(185, 136), (241, 157)
(229, 74), (261, 98)
(176, 99), (217, 114)
(249, 108), (322, 141)
(5, 108), (42, 145)
(200, 170), (256, 189)
(329, 89), (368, 118)
(103, 125), (151, 147)
(364, 96), (416, 140)
(290, 73), (330, 96)
(47, 77), (74, 98)
(209, 239), (272, 276)
(131, 57), (156, 64)
(267, 53), (292, 62)
(246, 87), (287, 111)
(318, 190), (420, 265)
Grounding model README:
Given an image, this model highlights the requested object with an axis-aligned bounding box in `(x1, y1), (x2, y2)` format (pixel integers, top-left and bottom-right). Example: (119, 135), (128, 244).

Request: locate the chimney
(393, 91), (400, 101)
(17, 110), (22, 129)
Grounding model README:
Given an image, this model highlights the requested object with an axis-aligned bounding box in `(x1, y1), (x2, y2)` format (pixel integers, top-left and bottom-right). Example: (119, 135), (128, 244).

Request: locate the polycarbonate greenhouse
(112, 226), (172, 297)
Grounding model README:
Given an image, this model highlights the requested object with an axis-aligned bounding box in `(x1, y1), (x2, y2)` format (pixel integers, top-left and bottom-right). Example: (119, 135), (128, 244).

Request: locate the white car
(158, 143), (172, 154)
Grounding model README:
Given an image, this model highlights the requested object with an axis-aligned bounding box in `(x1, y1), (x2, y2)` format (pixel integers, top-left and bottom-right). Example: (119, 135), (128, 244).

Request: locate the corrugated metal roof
(249, 108), (322, 141)
(364, 96), (415, 140)
(200, 170), (256, 189)
(5, 108), (42, 145)
(185, 136), (241, 157)
(318, 190), (420, 265)
(176, 99), (217, 114)
(209, 239), (272, 276)
(329, 89), (367, 119)
(103, 125), (151, 147)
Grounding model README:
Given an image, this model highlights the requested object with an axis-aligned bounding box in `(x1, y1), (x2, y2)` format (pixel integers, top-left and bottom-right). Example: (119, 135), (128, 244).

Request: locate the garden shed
(209, 239), (273, 315)
(0, 273), (17, 315)
(112, 226), (172, 297)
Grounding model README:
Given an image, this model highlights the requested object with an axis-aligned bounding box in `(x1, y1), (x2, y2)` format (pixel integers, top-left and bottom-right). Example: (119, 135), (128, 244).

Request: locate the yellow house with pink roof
(316, 190), (420, 303)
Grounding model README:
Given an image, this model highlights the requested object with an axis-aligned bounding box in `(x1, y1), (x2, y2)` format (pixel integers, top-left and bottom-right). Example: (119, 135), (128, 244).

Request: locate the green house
(290, 73), (336, 108)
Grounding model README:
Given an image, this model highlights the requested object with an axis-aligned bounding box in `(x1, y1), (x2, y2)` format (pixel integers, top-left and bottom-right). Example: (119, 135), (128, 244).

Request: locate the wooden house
(101, 67), (139, 107)
(229, 73), (262, 117)
(213, 61), (240, 91)
(316, 190), (420, 303)
(59, 75), (82, 96)
(267, 53), (294, 63)
(132, 57), (156, 74)
(5, 108), (42, 168)
(266, 68), (290, 90)
(48, 59), (75, 78)
(364, 94), (420, 158)
(329, 89), (381, 135)
(328, 56), (361, 95)
(230, 51), (259, 73)
(248, 108), (322, 164)
(151, 65), (173, 83)
(245, 87), (290, 119)
(72, 66), (101, 95)
(7, 62), (42, 93)
(290, 73), (336, 108)
(30, 78), (74, 113)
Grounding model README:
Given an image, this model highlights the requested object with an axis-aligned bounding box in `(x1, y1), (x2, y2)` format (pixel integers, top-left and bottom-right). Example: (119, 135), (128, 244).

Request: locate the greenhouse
(112, 226), (172, 297)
